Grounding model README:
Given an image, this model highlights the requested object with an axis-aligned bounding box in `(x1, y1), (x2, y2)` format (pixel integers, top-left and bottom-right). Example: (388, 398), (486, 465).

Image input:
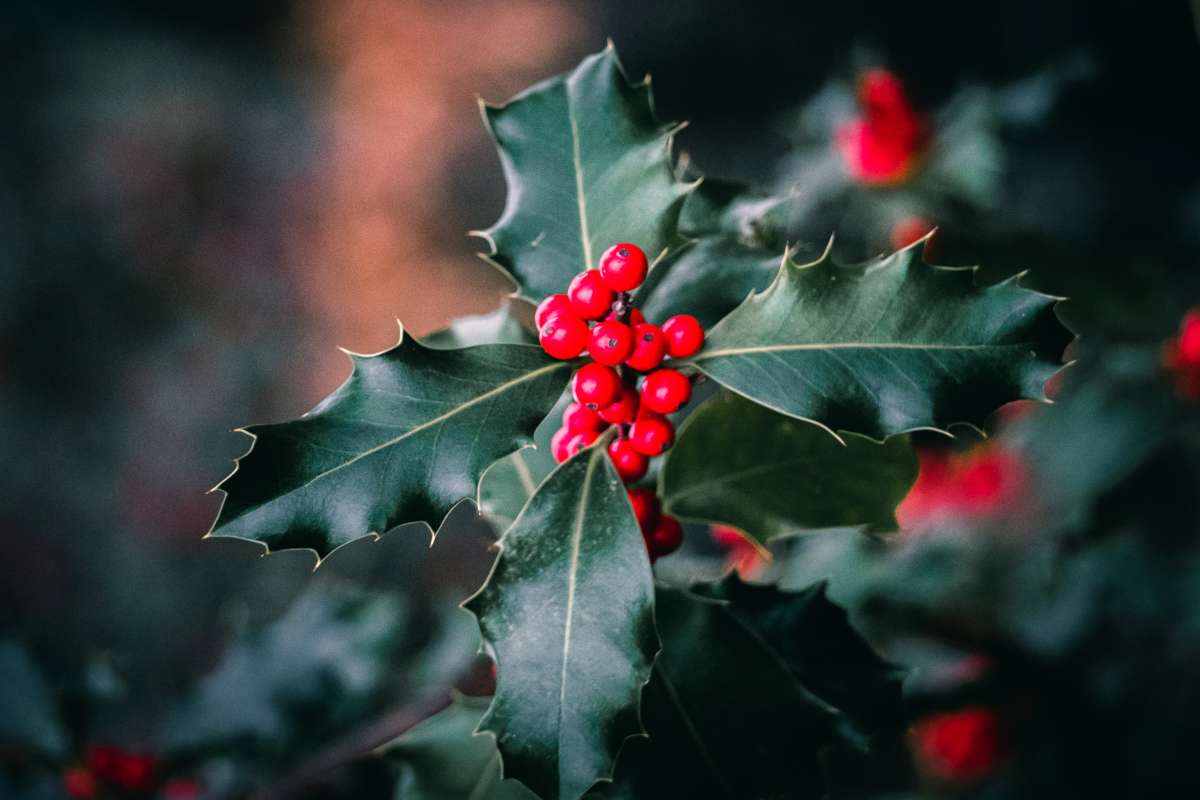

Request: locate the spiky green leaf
(474, 44), (693, 302)
(382, 694), (537, 800)
(659, 393), (917, 545)
(686, 244), (1071, 439)
(465, 439), (657, 800)
(601, 587), (836, 799)
(209, 334), (570, 557)
(422, 302), (535, 349)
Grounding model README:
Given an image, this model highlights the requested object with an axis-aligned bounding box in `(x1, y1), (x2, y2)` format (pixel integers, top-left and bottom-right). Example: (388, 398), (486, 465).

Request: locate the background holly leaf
(209, 335), (570, 558)
(382, 694), (537, 800)
(659, 392), (917, 545)
(422, 301), (536, 349)
(0, 640), (66, 759)
(162, 582), (406, 755)
(686, 243), (1072, 439)
(636, 179), (787, 328)
(473, 43), (693, 302)
(598, 586), (838, 799)
(465, 438), (657, 800)
(477, 392), (568, 532)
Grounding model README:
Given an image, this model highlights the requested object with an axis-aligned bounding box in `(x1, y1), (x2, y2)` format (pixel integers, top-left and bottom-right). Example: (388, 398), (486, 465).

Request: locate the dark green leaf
(474, 44), (693, 302)
(687, 244), (1072, 439)
(163, 583), (404, 753)
(465, 438), (657, 800)
(382, 694), (537, 800)
(422, 302), (536, 349)
(637, 179), (786, 328)
(659, 392), (917, 545)
(603, 587), (836, 799)
(209, 334), (571, 558)
(477, 392), (568, 531)
(0, 640), (66, 758)
(695, 576), (906, 735)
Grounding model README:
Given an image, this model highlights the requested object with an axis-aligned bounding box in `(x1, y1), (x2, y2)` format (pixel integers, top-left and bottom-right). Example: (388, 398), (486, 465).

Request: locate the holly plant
(206, 45), (1071, 799)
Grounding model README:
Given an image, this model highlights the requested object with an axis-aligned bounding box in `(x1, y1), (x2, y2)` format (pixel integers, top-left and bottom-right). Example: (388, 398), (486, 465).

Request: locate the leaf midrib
(566, 78), (592, 271)
(556, 446), (599, 793)
(692, 341), (1023, 361)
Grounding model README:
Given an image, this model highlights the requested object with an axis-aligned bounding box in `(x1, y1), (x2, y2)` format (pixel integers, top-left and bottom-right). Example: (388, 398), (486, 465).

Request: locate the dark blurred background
(1, 0), (1198, 791)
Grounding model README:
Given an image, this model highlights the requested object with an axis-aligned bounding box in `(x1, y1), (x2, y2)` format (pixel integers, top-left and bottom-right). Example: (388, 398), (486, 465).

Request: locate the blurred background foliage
(1, 0), (1198, 797)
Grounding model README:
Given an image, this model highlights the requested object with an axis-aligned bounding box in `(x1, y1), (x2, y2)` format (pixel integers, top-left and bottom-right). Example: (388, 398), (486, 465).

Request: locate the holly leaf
(465, 437), (657, 800)
(422, 301), (535, 349)
(659, 392), (917, 545)
(0, 640), (66, 759)
(686, 243), (1072, 439)
(473, 43), (693, 302)
(163, 583), (405, 754)
(209, 332), (571, 558)
(638, 179), (786, 328)
(477, 392), (568, 531)
(694, 576), (906, 735)
(382, 694), (537, 800)
(601, 587), (837, 799)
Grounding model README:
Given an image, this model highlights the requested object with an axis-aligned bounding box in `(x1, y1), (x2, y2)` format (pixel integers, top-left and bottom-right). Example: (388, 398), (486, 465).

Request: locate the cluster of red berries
(62, 746), (202, 800)
(536, 242), (705, 560)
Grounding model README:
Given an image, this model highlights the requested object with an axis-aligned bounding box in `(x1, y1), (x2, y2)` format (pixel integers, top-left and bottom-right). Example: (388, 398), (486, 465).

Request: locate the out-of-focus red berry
(163, 779), (203, 800)
(551, 427), (572, 463)
(62, 769), (96, 800)
(890, 216), (935, 251)
(1164, 309), (1200, 398)
(836, 69), (930, 185)
(648, 515), (683, 558)
(896, 444), (1027, 530)
(909, 707), (1003, 784)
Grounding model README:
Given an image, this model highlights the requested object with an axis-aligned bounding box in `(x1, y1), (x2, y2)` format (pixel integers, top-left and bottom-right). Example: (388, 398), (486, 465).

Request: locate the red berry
(649, 515), (683, 558)
(641, 368), (692, 414)
(598, 242), (649, 291)
(890, 216), (935, 251)
(661, 314), (704, 358)
(567, 270), (615, 319)
(711, 524), (745, 548)
(625, 323), (667, 372)
(62, 769), (96, 800)
(563, 402), (604, 432)
(588, 320), (635, 365)
(535, 293), (572, 329)
(599, 384), (639, 425)
(608, 308), (646, 326)
(910, 707), (1002, 784)
(551, 427), (572, 463)
(627, 487), (660, 532)
(608, 438), (649, 482)
(572, 363), (622, 409)
(539, 312), (589, 360)
(565, 429), (599, 458)
(113, 754), (156, 792)
(629, 412), (675, 456)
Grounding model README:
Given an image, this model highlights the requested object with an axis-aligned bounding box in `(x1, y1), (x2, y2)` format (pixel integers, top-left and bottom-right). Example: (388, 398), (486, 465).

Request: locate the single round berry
(563, 402), (604, 433)
(588, 320), (635, 365)
(641, 368), (692, 414)
(649, 515), (683, 558)
(608, 437), (649, 482)
(565, 429), (599, 458)
(599, 384), (639, 425)
(608, 307), (646, 326)
(627, 487), (660, 533)
(629, 412), (675, 456)
(599, 243), (649, 292)
(551, 427), (572, 463)
(567, 270), (615, 320)
(535, 293), (572, 329)
(625, 323), (667, 372)
(539, 312), (589, 360)
(572, 363), (622, 409)
(661, 314), (704, 358)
